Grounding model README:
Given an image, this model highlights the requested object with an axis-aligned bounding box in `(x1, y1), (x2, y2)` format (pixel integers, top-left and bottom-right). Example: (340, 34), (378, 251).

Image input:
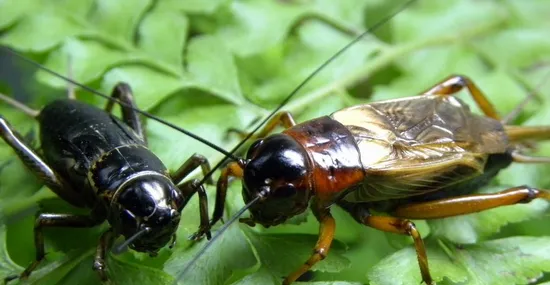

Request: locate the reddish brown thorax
(283, 116), (366, 203)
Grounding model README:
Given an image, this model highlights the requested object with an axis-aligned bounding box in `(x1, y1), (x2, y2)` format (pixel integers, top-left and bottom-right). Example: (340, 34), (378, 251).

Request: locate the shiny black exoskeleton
(241, 134), (312, 226)
(0, 83), (213, 283)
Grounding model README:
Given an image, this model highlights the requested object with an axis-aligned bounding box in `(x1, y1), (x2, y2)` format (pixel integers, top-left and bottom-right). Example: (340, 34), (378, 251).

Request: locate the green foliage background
(0, 0), (550, 284)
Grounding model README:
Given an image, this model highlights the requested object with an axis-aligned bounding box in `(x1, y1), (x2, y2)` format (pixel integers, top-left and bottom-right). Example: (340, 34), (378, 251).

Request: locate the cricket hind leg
(338, 201), (434, 285)
(0, 116), (84, 206)
(103, 83), (147, 144)
(421, 75), (500, 120)
(283, 204), (336, 285)
(391, 185), (550, 220)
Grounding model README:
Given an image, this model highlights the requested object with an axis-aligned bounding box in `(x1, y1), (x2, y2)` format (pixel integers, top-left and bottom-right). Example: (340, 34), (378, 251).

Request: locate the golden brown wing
(330, 95), (509, 202)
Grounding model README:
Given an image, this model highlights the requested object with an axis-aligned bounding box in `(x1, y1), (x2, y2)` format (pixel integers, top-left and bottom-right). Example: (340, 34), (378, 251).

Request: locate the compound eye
(273, 184), (297, 198)
(246, 139), (264, 159)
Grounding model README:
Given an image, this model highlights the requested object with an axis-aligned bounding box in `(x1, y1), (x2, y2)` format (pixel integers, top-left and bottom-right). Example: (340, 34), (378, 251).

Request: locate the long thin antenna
(197, 0), (418, 186)
(112, 227), (152, 255)
(502, 69), (550, 124)
(2, 48), (239, 160)
(174, 196), (261, 284)
(0, 92), (40, 117)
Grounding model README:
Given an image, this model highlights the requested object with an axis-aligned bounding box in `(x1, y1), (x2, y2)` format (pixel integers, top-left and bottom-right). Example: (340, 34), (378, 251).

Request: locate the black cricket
(0, 83), (214, 283)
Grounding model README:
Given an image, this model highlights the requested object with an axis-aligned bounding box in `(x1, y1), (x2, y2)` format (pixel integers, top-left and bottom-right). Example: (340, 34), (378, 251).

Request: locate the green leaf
(164, 223), (258, 285)
(1, 1), (550, 285)
(158, 0), (226, 14)
(369, 237), (550, 285)
(100, 66), (186, 111)
(186, 35), (245, 105)
(301, 283), (362, 285)
(147, 92), (257, 171)
(88, 0), (152, 43)
(0, 225), (22, 280)
(230, 268), (281, 285)
(244, 231), (350, 276)
(212, 0), (307, 57)
(36, 38), (135, 88)
(137, 7), (189, 66)
(0, 0), (36, 29)
(0, 9), (85, 51)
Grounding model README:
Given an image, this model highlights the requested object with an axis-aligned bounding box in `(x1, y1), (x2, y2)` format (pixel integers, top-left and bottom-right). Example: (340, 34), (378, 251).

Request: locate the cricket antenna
(1, 47), (239, 161)
(197, 0), (418, 186)
(502, 68), (550, 124)
(174, 195), (262, 284)
(112, 226), (152, 255)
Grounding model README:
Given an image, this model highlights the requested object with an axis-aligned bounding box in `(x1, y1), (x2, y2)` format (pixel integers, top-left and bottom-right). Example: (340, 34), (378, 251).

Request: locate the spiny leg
(93, 228), (116, 282)
(392, 185), (550, 219)
(171, 153), (214, 185)
(4, 214), (104, 283)
(368, 217), (432, 285)
(422, 75), (500, 120)
(339, 202), (433, 285)
(210, 162), (244, 227)
(103, 83), (146, 143)
(178, 179), (211, 240)
(0, 116), (83, 206)
(283, 205), (335, 285)
(171, 154), (216, 240)
(227, 111), (296, 141)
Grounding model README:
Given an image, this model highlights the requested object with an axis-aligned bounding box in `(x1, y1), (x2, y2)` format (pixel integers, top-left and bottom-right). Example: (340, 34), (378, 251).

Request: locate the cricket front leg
(227, 111), (296, 141)
(209, 162), (244, 227)
(283, 204), (335, 285)
(171, 154), (216, 241)
(93, 228), (116, 282)
(179, 180), (212, 241)
(171, 153), (214, 185)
